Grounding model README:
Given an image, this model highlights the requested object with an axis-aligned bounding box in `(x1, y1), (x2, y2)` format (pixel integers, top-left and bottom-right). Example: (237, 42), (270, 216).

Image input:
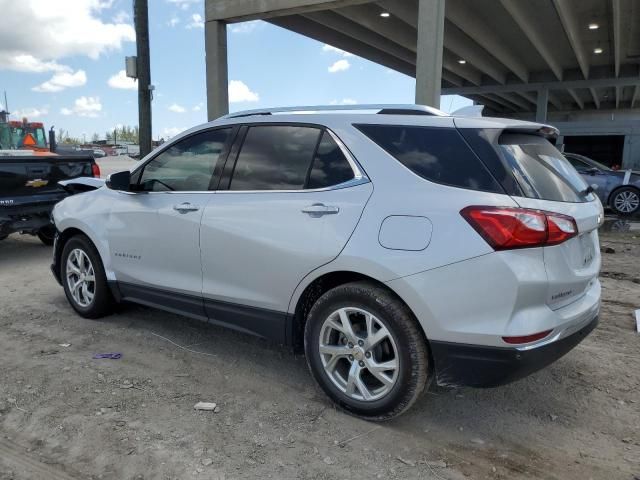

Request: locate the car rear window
(355, 124), (502, 193)
(499, 133), (592, 203)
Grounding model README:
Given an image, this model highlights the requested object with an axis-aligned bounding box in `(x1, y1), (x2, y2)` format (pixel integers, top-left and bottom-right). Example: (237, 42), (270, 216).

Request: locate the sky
(0, 0), (471, 141)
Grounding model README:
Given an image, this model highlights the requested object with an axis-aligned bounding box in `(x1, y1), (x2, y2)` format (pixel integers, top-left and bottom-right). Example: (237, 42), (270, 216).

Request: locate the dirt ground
(0, 217), (638, 480)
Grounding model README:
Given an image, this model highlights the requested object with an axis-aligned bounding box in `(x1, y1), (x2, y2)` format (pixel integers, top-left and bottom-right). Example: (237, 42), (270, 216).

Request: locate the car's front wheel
(304, 281), (430, 421)
(611, 187), (640, 216)
(61, 235), (114, 318)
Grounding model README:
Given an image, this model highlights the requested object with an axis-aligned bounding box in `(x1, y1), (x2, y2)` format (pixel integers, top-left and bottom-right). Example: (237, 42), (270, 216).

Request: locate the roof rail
(222, 104), (448, 119)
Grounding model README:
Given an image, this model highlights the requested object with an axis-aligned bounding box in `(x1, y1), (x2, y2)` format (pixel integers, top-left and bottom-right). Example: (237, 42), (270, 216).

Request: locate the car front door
(107, 127), (234, 317)
(200, 124), (372, 341)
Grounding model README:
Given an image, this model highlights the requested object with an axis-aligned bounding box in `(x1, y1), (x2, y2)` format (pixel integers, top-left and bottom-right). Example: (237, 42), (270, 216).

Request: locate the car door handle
(301, 203), (340, 217)
(173, 202), (200, 213)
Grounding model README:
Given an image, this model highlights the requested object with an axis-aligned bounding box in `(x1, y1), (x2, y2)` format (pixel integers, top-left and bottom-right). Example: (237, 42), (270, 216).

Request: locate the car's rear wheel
(37, 225), (56, 246)
(304, 281), (430, 421)
(611, 187), (640, 216)
(61, 235), (114, 318)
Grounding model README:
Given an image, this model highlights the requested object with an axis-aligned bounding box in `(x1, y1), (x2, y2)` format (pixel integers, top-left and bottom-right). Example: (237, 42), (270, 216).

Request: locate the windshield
(12, 126), (48, 148)
(499, 133), (593, 203)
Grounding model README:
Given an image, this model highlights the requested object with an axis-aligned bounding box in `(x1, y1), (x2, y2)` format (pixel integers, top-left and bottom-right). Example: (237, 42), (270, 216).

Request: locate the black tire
(610, 186), (640, 216)
(60, 235), (114, 319)
(304, 281), (430, 421)
(37, 225), (56, 246)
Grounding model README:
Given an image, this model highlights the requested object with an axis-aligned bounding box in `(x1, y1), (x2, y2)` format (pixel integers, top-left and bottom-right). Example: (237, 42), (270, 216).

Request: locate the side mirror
(105, 170), (131, 191)
(587, 167), (599, 175)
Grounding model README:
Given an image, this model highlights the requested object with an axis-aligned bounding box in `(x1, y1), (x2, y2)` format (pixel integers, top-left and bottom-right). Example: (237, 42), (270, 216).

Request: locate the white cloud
(230, 21), (260, 34)
(168, 103), (186, 113)
(113, 10), (130, 23)
(228, 80), (259, 103)
(32, 69), (87, 92)
(108, 70), (137, 90)
(0, 1), (135, 74)
(12, 106), (49, 119)
(161, 126), (186, 138)
(60, 96), (102, 117)
(192, 102), (204, 112)
(3, 55), (69, 73)
(186, 13), (204, 29)
(328, 59), (350, 73)
(166, 0), (198, 8)
(322, 44), (353, 57)
(330, 98), (358, 105)
(167, 17), (180, 27)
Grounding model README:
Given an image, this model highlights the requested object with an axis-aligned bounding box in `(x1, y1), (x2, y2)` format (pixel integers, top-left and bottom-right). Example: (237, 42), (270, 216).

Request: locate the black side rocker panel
(430, 315), (599, 388)
(114, 281), (288, 345)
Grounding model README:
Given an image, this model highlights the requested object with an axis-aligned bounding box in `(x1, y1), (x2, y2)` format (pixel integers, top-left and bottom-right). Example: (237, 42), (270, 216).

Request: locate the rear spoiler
(504, 125), (559, 140)
(453, 117), (560, 139)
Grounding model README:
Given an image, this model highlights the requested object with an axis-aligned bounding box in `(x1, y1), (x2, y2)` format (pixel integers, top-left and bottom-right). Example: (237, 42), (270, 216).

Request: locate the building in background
(204, 0), (640, 169)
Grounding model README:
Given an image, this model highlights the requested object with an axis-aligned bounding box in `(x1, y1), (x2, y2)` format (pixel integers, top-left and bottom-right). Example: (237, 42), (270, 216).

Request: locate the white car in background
(51, 105), (602, 420)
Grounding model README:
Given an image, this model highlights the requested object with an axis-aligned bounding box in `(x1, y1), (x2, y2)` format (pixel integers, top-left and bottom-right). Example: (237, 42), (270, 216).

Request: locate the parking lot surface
(0, 223), (639, 479)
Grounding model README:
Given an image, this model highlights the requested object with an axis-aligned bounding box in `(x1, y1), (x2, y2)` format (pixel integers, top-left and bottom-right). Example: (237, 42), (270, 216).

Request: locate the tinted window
(565, 155), (590, 173)
(307, 132), (354, 189)
(139, 128), (231, 191)
(356, 124), (502, 193)
(499, 134), (591, 203)
(140, 128), (231, 192)
(230, 125), (321, 191)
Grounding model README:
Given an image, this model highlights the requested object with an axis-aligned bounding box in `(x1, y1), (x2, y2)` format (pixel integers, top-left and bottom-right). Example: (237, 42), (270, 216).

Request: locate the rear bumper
(430, 313), (598, 387)
(0, 198), (61, 236)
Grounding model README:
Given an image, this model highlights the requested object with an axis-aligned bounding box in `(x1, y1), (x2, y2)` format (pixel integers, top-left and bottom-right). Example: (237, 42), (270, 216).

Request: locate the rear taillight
(91, 163), (101, 178)
(461, 206), (577, 250)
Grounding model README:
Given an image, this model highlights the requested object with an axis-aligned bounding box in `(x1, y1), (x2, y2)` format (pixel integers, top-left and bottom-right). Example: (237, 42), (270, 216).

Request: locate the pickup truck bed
(0, 154), (97, 244)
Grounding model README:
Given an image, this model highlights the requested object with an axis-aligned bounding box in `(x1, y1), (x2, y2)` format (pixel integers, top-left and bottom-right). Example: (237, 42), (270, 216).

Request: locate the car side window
(566, 156), (590, 173)
(138, 128), (231, 192)
(229, 125), (321, 191)
(306, 131), (355, 189)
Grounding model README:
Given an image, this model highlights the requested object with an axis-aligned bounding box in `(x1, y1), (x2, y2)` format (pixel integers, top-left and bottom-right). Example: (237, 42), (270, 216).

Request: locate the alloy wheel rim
(66, 248), (96, 307)
(614, 191), (639, 213)
(318, 307), (399, 402)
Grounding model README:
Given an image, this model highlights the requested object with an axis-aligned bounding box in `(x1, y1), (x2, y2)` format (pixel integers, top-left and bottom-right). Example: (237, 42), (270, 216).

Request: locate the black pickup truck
(0, 154), (99, 245)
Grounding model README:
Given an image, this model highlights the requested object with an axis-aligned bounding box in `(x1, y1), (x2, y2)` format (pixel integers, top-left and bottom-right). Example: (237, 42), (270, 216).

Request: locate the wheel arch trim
(286, 266), (430, 350)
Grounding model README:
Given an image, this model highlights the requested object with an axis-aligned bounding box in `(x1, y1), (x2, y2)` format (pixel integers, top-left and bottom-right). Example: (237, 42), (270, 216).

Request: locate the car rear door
(498, 134), (603, 310)
(200, 124), (372, 339)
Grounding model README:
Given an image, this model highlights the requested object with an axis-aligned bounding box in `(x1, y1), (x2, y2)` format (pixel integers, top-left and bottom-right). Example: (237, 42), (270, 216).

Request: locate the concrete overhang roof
(207, 0), (640, 115)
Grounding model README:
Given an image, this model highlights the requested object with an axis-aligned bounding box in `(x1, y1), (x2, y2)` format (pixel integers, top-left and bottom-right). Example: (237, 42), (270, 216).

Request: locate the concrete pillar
(205, 20), (229, 121)
(415, 0), (445, 108)
(536, 88), (548, 123)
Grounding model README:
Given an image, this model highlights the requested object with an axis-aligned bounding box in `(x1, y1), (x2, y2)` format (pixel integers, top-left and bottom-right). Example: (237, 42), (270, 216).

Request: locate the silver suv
(51, 105), (602, 420)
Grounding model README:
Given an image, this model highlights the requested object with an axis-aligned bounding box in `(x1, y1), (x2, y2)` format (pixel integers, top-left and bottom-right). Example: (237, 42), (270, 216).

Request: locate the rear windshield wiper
(581, 184), (595, 196)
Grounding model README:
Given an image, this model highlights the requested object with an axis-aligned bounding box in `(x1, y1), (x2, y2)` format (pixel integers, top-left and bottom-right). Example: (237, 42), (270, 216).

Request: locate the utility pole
(134, 0), (152, 157)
